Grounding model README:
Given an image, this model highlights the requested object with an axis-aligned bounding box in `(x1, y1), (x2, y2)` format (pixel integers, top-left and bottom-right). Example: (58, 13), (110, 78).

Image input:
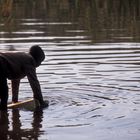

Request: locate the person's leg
(11, 79), (20, 103)
(0, 65), (8, 110)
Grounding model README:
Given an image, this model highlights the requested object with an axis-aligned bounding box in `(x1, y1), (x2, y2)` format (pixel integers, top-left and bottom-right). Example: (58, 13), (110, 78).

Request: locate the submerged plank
(8, 98), (40, 110)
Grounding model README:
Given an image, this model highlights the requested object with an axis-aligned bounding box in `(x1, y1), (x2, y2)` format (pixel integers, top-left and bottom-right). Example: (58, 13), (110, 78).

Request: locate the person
(0, 45), (48, 110)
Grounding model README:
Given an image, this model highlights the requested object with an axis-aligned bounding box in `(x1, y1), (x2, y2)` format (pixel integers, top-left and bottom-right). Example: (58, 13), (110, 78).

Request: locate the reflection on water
(0, 109), (44, 140)
(0, 0), (140, 140)
(0, 0), (140, 44)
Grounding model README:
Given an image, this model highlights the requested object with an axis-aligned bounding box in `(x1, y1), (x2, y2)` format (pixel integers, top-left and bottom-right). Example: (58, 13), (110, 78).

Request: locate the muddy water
(0, 1), (140, 140)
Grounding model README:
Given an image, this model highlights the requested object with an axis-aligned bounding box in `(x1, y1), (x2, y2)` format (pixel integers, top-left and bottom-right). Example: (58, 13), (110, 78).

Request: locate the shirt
(0, 51), (44, 104)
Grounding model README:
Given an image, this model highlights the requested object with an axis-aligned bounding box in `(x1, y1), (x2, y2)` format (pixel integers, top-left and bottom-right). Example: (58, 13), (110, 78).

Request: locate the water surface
(0, 1), (140, 140)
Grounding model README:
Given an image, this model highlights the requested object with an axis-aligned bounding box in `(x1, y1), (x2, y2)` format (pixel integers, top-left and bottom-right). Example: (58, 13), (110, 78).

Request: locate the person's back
(0, 51), (35, 79)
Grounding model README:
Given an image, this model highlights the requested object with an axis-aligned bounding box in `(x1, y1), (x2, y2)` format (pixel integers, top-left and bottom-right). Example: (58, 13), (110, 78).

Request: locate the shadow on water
(0, 0), (140, 140)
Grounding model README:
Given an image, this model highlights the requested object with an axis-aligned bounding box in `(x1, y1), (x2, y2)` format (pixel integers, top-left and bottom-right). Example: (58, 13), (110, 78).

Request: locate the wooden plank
(8, 98), (40, 110)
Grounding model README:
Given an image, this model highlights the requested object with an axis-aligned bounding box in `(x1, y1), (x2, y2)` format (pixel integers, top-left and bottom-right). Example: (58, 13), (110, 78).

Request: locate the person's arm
(11, 79), (20, 103)
(27, 68), (47, 107)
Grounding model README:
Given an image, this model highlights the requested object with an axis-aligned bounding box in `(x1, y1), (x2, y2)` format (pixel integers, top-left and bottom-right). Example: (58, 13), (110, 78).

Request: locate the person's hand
(40, 100), (49, 108)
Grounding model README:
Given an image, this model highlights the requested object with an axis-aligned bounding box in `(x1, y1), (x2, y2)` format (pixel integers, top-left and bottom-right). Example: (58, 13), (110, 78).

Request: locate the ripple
(1, 18), (140, 140)
(53, 123), (90, 128)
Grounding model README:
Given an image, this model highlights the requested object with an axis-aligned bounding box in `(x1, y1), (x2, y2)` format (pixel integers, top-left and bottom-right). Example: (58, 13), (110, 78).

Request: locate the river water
(0, 1), (140, 140)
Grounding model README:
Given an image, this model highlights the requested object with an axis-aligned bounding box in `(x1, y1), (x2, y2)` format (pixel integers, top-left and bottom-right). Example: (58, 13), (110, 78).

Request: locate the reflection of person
(32, 109), (44, 138)
(0, 45), (48, 110)
(0, 109), (44, 139)
(0, 111), (9, 139)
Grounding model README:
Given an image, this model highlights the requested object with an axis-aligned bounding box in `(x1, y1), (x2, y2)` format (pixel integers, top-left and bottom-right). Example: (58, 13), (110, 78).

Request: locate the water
(0, 1), (140, 140)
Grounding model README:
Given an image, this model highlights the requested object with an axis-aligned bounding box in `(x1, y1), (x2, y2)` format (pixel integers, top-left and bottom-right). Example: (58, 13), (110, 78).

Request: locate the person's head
(29, 45), (45, 67)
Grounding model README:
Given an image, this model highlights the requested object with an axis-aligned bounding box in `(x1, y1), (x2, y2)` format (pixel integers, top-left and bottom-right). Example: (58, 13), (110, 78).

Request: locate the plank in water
(8, 98), (40, 110)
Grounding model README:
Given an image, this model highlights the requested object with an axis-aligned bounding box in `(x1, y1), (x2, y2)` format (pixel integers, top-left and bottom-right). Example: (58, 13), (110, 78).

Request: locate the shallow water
(0, 1), (140, 140)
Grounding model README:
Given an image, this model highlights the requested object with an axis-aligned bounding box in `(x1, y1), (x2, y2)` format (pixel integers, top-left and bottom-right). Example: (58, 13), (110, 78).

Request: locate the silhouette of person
(0, 45), (48, 110)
